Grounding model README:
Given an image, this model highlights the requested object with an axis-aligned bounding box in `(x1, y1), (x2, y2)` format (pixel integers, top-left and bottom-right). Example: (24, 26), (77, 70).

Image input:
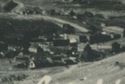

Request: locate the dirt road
(14, 14), (89, 32)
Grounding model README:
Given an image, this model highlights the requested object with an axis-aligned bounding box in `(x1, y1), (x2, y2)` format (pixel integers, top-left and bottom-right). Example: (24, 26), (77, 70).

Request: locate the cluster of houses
(0, 0), (125, 69)
(0, 20), (124, 69)
(8, 23), (124, 69)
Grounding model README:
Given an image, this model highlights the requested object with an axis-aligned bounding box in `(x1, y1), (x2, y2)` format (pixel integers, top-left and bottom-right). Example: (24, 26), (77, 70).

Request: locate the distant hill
(0, 0), (51, 8)
(0, 14), (62, 43)
(0, 0), (125, 11)
(71, 0), (125, 11)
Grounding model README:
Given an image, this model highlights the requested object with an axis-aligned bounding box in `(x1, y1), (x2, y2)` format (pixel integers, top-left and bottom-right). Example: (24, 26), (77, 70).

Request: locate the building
(53, 39), (70, 47)
(28, 60), (36, 69)
(59, 33), (80, 44)
(67, 34), (80, 44)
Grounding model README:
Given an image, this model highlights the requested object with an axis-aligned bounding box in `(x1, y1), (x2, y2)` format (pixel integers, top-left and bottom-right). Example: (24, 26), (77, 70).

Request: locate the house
(28, 43), (44, 53)
(89, 32), (112, 44)
(22, 6), (43, 15)
(79, 35), (88, 43)
(53, 39), (70, 46)
(28, 60), (36, 69)
(28, 47), (38, 53)
(54, 33), (80, 45)
(59, 33), (80, 44)
(51, 39), (71, 54)
(67, 34), (80, 44)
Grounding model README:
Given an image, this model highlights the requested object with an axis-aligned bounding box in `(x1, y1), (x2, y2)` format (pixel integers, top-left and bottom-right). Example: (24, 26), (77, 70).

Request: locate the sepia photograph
(0, 0), (125, 84)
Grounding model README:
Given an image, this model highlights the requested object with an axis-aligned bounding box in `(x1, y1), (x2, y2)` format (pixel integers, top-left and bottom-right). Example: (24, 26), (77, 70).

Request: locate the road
(14, 14), (89, 32)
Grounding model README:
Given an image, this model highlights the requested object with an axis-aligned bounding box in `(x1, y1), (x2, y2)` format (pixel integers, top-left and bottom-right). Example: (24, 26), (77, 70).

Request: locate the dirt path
(14, 14), (89, 32)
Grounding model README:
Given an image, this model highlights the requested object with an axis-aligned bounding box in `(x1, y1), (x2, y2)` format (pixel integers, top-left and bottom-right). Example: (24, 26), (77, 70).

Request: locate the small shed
(29, 60), (36, 69)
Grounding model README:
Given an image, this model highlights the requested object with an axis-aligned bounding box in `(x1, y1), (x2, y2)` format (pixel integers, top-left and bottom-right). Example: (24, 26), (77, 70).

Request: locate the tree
(84, 44), (92, 52)
(112, 42), (121, 53)
(81, 44), (93, 61)
(123, 29), (125, 37)
(69, 10), (76, 16)
(83, 11), (94, 17)
(81, 43), (104, 61)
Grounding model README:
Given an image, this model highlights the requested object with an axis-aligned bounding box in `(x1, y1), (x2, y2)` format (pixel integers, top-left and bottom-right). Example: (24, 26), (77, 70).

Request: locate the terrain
(0, 0), (125, 84)
(51, 53), (125, 84)
(1, 52), (125, 84)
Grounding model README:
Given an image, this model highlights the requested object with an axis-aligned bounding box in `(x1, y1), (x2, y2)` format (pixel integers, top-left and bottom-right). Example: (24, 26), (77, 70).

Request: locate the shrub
(112, 42), (121, 53)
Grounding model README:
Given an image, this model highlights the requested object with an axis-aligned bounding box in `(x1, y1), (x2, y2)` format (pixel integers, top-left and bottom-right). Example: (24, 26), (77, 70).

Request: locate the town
(0, 0), (125, 69)
(0, 0), (125, 84)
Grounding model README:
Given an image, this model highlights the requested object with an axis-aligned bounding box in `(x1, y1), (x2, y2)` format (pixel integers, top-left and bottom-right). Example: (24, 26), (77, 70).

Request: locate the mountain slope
(15, 52), (125, 84)
(52, 53), (125, 84)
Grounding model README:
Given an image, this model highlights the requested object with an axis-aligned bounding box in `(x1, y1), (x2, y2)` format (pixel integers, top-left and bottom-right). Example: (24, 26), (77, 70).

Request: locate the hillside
(0, 0), (125, 84)
(0, 0), (125, 10)
(51, 53), (125, 84)
(7, 53), (125, 84)
(0, 14), (88, 41)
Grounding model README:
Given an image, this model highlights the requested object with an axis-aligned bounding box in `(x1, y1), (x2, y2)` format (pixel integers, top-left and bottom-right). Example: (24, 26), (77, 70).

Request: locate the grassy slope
(51, 53), (125, 84)
(6, 52), (125, 84)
